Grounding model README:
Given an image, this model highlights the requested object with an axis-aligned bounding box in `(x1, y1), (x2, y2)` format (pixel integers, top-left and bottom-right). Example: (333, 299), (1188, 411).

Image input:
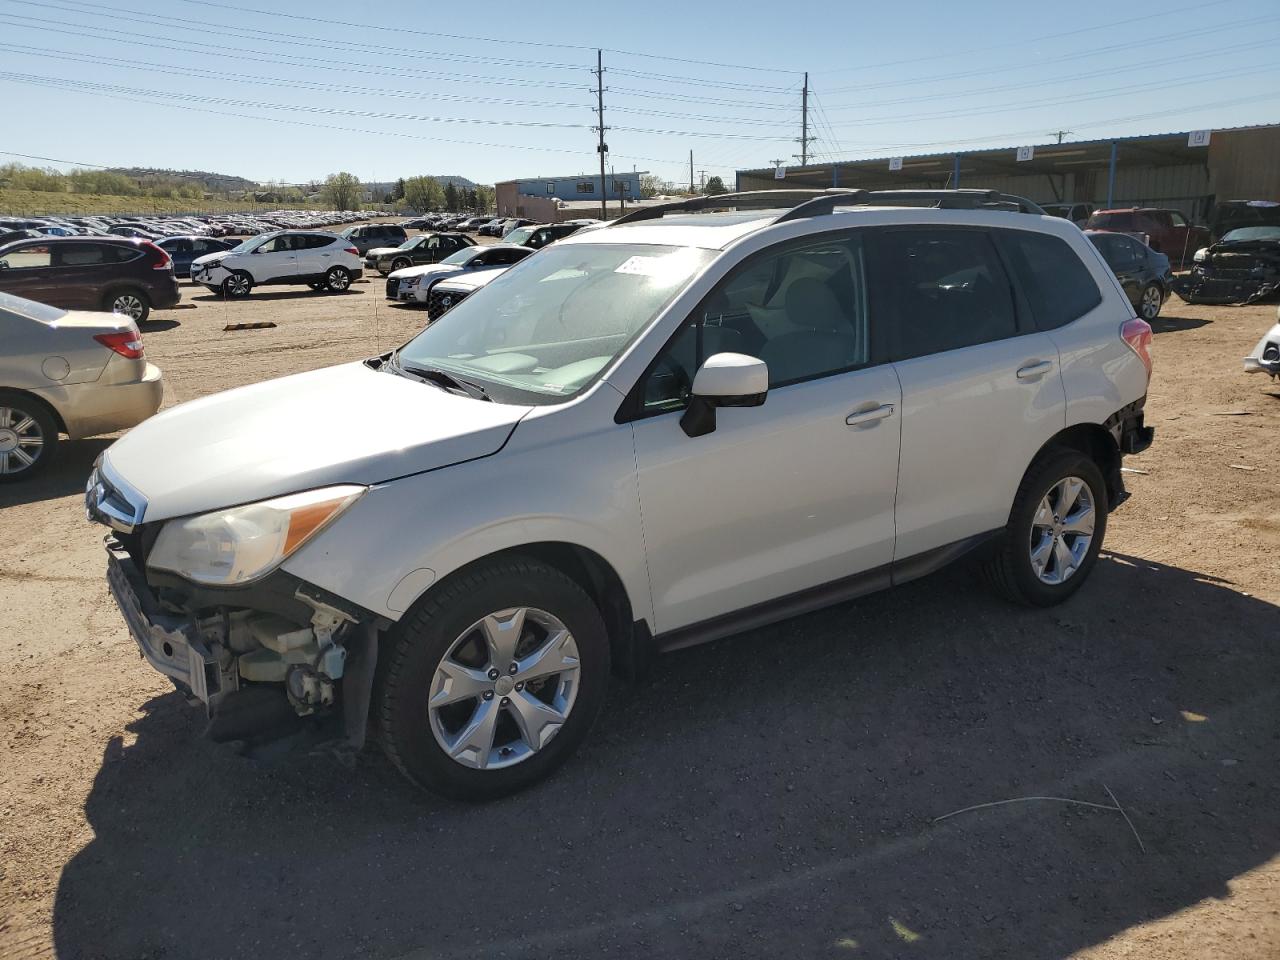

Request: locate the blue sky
(1, 0), (1277, 188)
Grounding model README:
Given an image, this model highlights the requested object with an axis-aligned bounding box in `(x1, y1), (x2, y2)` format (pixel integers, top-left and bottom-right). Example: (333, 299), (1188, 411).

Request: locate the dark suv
(0, 237), (180, 322)
(502, 222), (584, 249)
(340, 223), (408, 255)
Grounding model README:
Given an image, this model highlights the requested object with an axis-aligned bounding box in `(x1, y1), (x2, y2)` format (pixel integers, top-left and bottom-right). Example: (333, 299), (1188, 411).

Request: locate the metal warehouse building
(495, 171), (645, 221)
(735, 124), (1280, 220)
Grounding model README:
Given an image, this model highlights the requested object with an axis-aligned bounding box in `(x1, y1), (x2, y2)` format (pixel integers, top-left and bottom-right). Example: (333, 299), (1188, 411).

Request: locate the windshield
(0, 290), (66, 324)
(1220, 226), (1280, 243)
(503, 226), (535, 246)
(396, 243), (714, 404)
(441, 247), (482, 266)
(228, 233), (274, 254)
(1086, 213), (1134, 230)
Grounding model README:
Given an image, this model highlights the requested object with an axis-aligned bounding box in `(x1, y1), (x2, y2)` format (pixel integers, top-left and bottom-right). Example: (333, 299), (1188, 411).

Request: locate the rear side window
(873, 228), (1018, 360)
(298, 235), (333, 249)
(1087, 212), (1134, 230)
(997, 230), (1102, 331)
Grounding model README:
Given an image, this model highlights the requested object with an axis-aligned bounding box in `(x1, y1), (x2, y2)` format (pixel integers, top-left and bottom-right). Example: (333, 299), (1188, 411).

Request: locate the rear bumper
(151, 276), (182, 308)
(57, 361), (164, 439)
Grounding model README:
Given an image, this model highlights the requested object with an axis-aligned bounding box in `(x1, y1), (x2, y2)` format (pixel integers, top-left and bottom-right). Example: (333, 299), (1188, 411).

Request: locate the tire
(325, 266), (352, 292)
(0, 391), (59, 483)
(104, 288), (150, 324)
(391, 257), (411, 272)
(204, 284), (223, 296)
(980, 449), (1108, 606)
(222, 271), (253, 298)
(378, 558), (610, 800)
(1139, 283), (1162, 321)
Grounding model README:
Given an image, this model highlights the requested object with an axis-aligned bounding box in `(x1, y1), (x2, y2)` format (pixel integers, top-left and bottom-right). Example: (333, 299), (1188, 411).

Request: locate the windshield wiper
(392, 354), (491, 401)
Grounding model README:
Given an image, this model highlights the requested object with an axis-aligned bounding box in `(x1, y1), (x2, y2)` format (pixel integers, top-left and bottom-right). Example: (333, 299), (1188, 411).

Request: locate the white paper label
(1188, 129), (1211, 147)
(1016, 145), (1034, 162)
(774, 166), (786, 180)
(888, 157), (904, 171)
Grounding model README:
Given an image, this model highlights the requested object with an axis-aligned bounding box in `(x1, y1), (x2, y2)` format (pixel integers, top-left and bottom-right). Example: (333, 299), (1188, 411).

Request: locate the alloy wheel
(1028, 476), (1095, 585)
(428, 606), (580, 770)
(1141, 285), (1161, 320)
(327, 268), (351, 291)
(226, 274), (251, 296)
(112, 294), (145, 321)
(0, 406), (44, 476)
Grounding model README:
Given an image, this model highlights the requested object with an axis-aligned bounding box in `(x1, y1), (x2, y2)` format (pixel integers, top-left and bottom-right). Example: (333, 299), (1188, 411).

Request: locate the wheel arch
(0, 386), (67, 435)
(1031, 423), (1123, 509)
(401, 541), (647, 679)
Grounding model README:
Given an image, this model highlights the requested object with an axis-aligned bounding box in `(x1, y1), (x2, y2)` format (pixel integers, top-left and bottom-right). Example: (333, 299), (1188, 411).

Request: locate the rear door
(0, 243), (61, 305)
(295, 234), (335, 276)
(874, 226), (1067, 560)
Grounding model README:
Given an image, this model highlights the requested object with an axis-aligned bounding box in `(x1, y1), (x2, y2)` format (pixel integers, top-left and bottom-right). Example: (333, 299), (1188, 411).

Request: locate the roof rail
(612, 188), (1045, 227)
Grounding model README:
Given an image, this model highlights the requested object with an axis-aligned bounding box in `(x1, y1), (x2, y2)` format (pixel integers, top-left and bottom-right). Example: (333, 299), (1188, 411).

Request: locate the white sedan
(385, 244), (534, 304)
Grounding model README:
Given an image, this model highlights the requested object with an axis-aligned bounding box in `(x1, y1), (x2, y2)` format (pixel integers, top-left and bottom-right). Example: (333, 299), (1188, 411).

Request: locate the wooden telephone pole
(594, 50), (608, 220)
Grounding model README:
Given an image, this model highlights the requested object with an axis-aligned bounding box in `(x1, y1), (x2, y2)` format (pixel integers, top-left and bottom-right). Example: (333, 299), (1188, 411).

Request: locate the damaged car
(1174, 226), (1280, 305)
(1243, 306), (1280, 379)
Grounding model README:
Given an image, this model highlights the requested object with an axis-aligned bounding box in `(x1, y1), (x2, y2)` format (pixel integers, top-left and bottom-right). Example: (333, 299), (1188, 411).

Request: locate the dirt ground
(1, 259), (1278, 959)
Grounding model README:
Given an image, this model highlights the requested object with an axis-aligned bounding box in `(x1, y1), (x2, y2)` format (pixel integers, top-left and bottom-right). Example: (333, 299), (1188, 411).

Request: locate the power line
(811, 0), (1239, 74)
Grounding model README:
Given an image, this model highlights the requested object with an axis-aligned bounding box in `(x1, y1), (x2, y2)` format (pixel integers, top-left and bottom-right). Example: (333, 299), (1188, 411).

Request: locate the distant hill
(108, 167), (259, 192)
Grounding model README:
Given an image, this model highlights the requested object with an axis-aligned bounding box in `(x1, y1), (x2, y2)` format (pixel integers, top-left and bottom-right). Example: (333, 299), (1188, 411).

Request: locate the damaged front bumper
(103, 536), (381, 749)
(1173, 245), (1280, 305)
(1244, 316), (1280, 378)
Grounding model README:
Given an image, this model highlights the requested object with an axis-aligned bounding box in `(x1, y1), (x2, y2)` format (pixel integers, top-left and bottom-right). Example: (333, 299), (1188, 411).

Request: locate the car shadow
(138, 319), (182, 332)
(0, 437), (110, 508)
(1149, 315), (1211, 333)
(52, 553), (1280, 959)
(189, 289), (366, 303)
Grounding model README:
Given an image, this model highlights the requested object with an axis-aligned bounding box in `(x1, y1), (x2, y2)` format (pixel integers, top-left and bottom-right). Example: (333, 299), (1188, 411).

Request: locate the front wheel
(105, 288), (150, 323)
(0, 391), (58, 482)
(325, 266), (352, 292)
(391, 257), (411, 272)
(222, 271), (253, 298)
(980, 450), (1108, 606)
(1139, 283), (1163, 321)
(377, 558), (610, 800)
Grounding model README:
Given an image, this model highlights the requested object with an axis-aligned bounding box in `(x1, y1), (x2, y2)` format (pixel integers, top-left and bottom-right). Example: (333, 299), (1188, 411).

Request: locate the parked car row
(0, 210), (388, 243)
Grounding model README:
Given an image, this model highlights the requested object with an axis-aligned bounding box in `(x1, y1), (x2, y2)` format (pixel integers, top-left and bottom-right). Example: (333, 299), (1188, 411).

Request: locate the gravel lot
(1, 253), (1278, 959)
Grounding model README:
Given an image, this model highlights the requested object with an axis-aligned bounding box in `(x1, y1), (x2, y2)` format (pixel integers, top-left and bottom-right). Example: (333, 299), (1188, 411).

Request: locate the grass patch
(0, 189), (398, 217)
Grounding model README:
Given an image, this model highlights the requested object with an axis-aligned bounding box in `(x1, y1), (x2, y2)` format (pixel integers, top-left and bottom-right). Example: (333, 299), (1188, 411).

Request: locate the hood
(389, 263), (461, 281)
(103, 361), (531, 522)
(366, 246), (405, 258)
(192, 249), (234, 267)
(436, 268), (507, 293)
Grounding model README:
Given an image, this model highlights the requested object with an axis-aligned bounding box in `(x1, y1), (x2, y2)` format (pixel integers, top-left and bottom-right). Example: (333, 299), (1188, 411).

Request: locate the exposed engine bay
(1175, 230), (1280, 306)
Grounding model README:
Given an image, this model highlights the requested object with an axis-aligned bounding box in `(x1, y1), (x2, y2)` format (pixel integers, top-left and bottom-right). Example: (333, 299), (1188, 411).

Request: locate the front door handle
(1016, 360), (1054, 379)
(846, 403), (895, 427)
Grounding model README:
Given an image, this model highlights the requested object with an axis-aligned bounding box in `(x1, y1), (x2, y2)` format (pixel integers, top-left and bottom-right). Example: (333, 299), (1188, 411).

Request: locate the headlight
(1192, 247), (1209, 263)
(148, 485), (365, 585)
(202, 259), (223, 271)
(403, 276), (419, 287)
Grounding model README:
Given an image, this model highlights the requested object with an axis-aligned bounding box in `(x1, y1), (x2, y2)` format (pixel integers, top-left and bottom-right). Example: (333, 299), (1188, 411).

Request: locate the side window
(426, 236), (441, 250)
(875, 229), (1018, 360)
(640, 232), (871, 412)
(0, 245), (52, 269)
(54, 243), (112, 267)
(300, 235), (331, 249)
(997, 230), (1102, 331)
(1115, 238), (1143, 265)
(1168, 212), (1188, 227)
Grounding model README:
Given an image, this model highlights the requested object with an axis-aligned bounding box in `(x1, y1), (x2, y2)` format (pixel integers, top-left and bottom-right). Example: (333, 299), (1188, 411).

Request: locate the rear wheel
(325, 266), (352, 292)
(391, 257), (411, 272)
(0, 391), (58, 483)
(104, 288), (150, 324)
(378, 558), (609, 800)
(980, 450), (1108, 606)
(1140, 283), (1162, 321)
(222, 271), (253, 298)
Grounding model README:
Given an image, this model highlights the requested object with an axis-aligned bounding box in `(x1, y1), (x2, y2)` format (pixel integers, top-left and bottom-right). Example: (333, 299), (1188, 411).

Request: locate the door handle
(1016, 360), (1054, 379)
(846, 403), (895, 427)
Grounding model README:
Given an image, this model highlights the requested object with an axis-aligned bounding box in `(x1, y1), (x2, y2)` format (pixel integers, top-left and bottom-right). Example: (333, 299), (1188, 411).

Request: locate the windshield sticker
(614, 255), (668, 276)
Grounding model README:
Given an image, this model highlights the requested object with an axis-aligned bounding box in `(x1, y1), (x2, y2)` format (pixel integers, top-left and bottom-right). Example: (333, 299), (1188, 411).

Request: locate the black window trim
(615, 225), (884, 425)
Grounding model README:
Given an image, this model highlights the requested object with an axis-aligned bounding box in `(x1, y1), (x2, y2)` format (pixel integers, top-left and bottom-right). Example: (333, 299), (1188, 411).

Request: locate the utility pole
(1050, 129), (1073, 144)
(698, 169), (707, 191)
(594, 49), (608, 220)
(689, 150), (694, 194)
(793, 72), (816, 167)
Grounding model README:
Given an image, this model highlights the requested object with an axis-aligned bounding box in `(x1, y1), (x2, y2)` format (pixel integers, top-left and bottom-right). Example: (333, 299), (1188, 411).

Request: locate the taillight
(1121, 317), (1153, 377)
(94, 329), (145, 359)
(344, 246), (359, 256)
(141, 240), (172, 271)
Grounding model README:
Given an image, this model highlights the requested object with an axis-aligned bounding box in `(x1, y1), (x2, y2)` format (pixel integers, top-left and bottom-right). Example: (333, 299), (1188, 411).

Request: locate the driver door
(414, 235), (443, 265)
(627, 231), (901, 635)
(252, 235), (300, 281)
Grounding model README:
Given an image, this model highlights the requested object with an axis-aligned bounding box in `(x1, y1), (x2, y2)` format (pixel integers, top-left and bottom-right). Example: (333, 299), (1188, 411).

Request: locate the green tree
(403, 175), (443, 212)
(392, 177), (406, 202)
(444, 181), (460, 212)
(703, 175), (727, 195)
(321, 171), (361, 211)
(474, 184), (494, 214)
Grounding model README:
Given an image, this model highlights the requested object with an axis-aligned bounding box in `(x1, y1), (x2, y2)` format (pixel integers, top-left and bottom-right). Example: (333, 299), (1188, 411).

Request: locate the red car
(1084, 208), (1210, 266)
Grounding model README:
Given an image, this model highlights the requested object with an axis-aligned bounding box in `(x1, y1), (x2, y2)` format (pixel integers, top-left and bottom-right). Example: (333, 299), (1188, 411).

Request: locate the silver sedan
(0, 291), (163, 481)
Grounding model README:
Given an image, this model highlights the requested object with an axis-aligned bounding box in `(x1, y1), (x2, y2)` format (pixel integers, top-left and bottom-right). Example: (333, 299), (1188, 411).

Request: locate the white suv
(88, 190), (1154, 799)
(191, 230), (362, 297)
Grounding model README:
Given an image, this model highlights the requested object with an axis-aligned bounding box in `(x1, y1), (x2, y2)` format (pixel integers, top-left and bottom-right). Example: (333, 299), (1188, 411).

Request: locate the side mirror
(680, 353), (768, 438)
